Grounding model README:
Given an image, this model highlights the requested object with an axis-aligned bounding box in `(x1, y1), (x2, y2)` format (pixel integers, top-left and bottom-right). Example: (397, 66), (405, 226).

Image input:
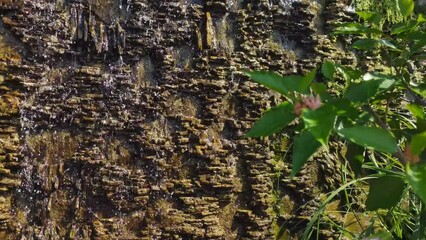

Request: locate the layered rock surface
(0, 0), (354, 239)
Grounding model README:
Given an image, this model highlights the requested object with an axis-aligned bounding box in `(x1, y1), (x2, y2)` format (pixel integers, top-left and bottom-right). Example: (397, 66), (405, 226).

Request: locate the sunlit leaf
(345, 74), (396, 103)
(321, 60), (335, 80)
(407, 103), (425, 120)
(407, 163), (426, 205)
(338, 126), (398, 153)
(336, 65), (362, 81)
(302, 104), (336, 146)
(391, 20), (417, 35)
(365, 175), (405, 210)
(418, 14), (426, 23)
(377, 39), (400, 50)
(364, 231), (392, 240)
(356, 11), (382, 25)
(275, 68), (317, 94)
(344, 80), (383, 103)
(354, 38), (401, 52)
(362, 72), (396, 82)
(244, 69), (317, 96)
(244, 71), (290, 95)
(291, 131), (322, 177)
(352, 39), (377, 50)
(398, 0), (414, 18)
(334, 23), (382, 35)
(246, 102), (296, 137)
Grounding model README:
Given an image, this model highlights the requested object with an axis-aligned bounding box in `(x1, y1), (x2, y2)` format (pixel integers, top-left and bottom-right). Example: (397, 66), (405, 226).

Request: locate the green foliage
(291, 131), (321, 177)
(410, 131), (426, 155)
(335, 64), (362, 81)
(245, 103), (296, 137)
(333, 22), (382, 35)
(337, 126), (398, 153)
(321, 59), (335, 80)
(356, 11), (382, 25)
(365, 175), (405, 210)
(407, 163), (426, 205)
(243, 0), (426, 238)
(301, 105), (336, 146)
(244, 69), (316, 97)
(365, 231), (393, 240)
(344, 79), (388, 103)
(243, 71), (291, 96)
(398, 0), (415, 18)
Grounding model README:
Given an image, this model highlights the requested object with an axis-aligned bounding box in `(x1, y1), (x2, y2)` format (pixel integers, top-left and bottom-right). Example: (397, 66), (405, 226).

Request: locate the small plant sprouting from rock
(244, 0), (426, 238)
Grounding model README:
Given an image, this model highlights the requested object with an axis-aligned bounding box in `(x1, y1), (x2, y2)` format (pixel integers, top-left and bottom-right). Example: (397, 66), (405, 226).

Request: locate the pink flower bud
(294, 102), (305, 116)
(404, 144), (420, 164)
(303, 95), (322, 110)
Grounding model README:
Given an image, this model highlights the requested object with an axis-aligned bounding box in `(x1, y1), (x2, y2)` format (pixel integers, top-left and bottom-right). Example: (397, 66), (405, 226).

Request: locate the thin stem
(405, 85), (426, 107)
(365, 105), (407, 165)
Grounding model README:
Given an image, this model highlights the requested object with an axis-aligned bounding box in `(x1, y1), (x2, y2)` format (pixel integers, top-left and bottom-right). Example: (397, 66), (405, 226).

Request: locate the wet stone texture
(0, 0), (355, 239)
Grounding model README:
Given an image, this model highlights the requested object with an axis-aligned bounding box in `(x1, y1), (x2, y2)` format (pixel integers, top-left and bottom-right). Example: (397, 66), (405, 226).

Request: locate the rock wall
(0, 0), (355, 239)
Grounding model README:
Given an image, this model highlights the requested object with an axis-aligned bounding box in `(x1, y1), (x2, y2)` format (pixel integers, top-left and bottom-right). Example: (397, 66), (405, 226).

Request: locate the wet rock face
(0, 0), (353, 239)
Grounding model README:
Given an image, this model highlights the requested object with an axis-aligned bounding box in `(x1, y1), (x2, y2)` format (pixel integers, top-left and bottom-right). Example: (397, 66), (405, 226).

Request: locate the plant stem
(365, 105), (407, 165)
(405, 85), (426, 107)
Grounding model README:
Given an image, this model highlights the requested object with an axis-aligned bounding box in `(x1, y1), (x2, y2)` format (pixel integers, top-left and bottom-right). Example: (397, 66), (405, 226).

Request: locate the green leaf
(411, 131), (426, 155)
(377, 39), (400, 50)
(246, 102), (296, 137)
(299, 68), (317, 92)
(291, 131), (322, 177)
(343, 143), (364, 176)
(398, 0), (414, 18)
(410, 39), (426, 55)
(275, 68), (317, 94)
(407, 163), (426, 205)
(344, 74), (396, 103)
(336, 65), (362, 81)
(356, 11), (382, 25)
(401, 30), (426, 41)
(391, 20), (417, 35)
(365, 175), (405, 211)
(362, 72), (396, 82)
(338, 126), (398, 153)
(244, 71), (289, 95)
(310, 82), (327, 94)
(365, 231), (392, 240)
(321, 60), (335, 80)
(302, 104), (336, 146)
(244, 69), (316, 96)
(344, 80), (383, 103)
(407, 103), (425, 120)
(363, 73), (397, 89)
(418, 14), (426, 23)
(311, 82), (331, 101)
(353, 39), (400, 51)
(330, 98), (359, 119)
(334, 23), (382, 35)
(352, 39), (377, 50)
